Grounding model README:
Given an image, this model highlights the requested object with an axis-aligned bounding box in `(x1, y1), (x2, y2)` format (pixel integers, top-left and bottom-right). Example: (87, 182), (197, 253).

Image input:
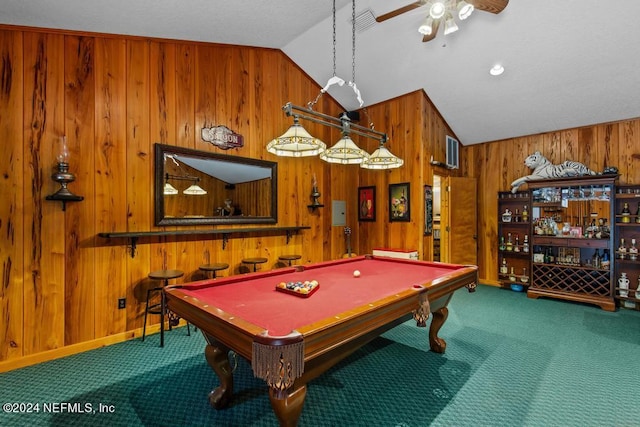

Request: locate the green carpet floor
(1, 285), (639, 426)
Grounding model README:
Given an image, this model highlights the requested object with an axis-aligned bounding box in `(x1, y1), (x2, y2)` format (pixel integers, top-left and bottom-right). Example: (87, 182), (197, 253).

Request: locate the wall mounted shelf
(45, 193), (84, 211)
(98, 226), (310, 258)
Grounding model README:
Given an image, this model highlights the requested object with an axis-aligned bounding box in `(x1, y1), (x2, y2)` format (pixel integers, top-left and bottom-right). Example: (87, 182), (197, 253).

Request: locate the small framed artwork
(424, 185), (433, 235)
(389, 182), (410, 222)
(358, 186), (376, 221)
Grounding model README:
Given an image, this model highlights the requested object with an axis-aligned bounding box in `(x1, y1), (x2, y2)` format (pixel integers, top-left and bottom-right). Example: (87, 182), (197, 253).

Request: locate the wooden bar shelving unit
(613, 184), (640, 310)
(526, 175), (617, 311)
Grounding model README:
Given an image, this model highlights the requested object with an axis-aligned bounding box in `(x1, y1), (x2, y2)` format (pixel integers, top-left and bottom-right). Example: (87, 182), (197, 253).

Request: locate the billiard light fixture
(267, 0), (403, 169)
(164, 173), (207, 196)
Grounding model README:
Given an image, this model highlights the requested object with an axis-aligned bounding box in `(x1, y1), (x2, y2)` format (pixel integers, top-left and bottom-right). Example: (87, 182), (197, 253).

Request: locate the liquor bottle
(522, 205), (529, 223)
(618, 238), (627, 260)
(601, 249), (610, 270)
(629, 238), (638, 261)
(500, 258), (508, 275)
(621, 202), (631, 223)
(514, 208), (520, 223)
(522, 234), (530, 253)
(592, 249), (601, 269)
(499, 236), (506, 251)
(514, 234), (520, 252)
(636, 202), (640, 224)
(506, 233), (513, 251)
(544, 247), (551, 264)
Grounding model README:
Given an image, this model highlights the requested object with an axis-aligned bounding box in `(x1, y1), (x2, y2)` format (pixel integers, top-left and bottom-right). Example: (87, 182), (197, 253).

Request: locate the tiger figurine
(510, 151), (596, 192)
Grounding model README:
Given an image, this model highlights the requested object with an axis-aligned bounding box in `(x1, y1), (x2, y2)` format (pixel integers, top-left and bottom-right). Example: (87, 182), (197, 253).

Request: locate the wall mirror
(154, 143), (277, 226)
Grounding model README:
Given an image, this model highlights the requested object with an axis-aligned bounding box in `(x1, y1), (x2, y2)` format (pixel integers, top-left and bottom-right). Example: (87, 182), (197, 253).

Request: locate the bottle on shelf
(522, 234), (530, 253)
(499, 236), (506, 251)
(544, 247), (553, 264)
(618, 272), (630, 297)
(618, 238), (627, 259)
(506, 233), (513, 251)
(500, 257), (508, 275)
(601, 249), (610, 270)
(521, 205), (529, 222)
(629, 238), (638, 261)
(592, 249), (601, 269)
(621, 202), (631, 223)
(514, 234), (520, 252)
(636, 202), (640, 224)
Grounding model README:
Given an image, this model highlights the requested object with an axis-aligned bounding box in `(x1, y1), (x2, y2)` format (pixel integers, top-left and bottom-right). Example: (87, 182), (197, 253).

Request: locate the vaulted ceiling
(3, 0), (640, 145)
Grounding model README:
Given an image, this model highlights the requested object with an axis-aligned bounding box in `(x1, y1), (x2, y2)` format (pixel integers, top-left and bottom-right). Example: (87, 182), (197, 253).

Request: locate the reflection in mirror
(154, 143), (277, 226)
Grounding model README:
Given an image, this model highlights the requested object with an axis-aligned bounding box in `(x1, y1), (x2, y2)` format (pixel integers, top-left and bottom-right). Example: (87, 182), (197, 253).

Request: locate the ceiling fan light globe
(443, 13), (459, 35)
(457, 1), (474, 20)
(429, 2), (446, 19)
(418, 17), (434, 35)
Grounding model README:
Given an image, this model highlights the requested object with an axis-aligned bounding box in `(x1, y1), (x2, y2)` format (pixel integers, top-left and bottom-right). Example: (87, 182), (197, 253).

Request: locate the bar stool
(199, 262), (229, 279)
(279, 254), (302, 266)
(143, 269), (187, 347)
(242, 257), (268, 272)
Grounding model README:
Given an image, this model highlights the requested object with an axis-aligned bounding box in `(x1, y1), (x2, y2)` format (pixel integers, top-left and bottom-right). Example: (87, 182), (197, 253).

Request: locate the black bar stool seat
(199, 263), (229, 279)
(143, 269), (186, 347)
(242, 257), (268, 272)
(279, 254), (302, 266)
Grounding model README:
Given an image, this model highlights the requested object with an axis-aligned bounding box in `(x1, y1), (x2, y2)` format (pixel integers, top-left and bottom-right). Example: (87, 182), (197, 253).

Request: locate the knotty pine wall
(461, 119), (640, 286)
(0, 26), (457, 369)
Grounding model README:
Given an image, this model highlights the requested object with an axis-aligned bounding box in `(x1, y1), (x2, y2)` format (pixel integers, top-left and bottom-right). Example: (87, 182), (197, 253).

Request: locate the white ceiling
(3, 0), (640, 146)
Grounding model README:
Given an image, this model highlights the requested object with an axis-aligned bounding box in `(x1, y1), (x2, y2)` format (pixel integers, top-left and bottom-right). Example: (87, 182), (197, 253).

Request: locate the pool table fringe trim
(252, 339), (304, 391)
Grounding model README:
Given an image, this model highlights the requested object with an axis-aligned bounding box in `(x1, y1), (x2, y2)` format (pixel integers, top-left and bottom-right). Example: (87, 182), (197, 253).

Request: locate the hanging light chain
(333, 0), (337, 77)
(351, 0), (356, 84)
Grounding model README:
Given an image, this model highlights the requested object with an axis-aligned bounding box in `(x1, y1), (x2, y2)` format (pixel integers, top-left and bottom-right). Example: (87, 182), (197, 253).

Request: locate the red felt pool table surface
(174, 256), (462, 336)
(165, 255), (477, 427)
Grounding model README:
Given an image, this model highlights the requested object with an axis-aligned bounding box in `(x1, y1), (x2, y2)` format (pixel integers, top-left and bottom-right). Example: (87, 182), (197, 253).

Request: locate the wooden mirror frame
(154, 143), (277, 226)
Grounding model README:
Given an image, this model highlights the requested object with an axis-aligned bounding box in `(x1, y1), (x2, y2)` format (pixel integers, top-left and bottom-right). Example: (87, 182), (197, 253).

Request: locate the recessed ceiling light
(490, 64), (505, 76)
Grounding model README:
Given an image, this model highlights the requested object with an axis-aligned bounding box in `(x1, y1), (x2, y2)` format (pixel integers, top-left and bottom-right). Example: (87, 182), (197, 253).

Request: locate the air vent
(446, 136), (459, 169)
(352, 8), (377, 33)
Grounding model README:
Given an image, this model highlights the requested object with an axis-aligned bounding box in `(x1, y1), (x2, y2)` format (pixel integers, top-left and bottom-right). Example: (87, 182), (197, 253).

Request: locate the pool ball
(353, 270), (361, 278)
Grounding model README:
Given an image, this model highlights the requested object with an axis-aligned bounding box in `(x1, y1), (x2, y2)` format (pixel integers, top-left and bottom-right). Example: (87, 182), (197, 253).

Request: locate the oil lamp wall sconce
(45, 136), (84, 211)
(307, 173), (324, 210)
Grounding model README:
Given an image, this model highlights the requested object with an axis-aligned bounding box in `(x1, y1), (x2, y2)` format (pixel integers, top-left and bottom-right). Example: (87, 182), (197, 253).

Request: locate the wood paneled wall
(353, 92), (461, 259)
(462, 119), (640, 285)
(0, 26), (457, 369)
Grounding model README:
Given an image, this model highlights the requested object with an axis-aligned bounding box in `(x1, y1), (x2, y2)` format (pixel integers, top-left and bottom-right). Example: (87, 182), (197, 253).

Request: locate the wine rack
(532, 264), (611, 297)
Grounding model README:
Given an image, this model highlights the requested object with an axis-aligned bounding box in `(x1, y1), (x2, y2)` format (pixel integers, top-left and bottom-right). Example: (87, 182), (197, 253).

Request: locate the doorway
(435, 175), (478, 265)
(433, 175), (442, 261)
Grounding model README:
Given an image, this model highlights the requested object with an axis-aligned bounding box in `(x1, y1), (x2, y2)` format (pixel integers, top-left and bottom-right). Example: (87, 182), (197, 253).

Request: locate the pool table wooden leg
(429, 306), (449, 353)
(205, 343), (234, 409)
(269, 385), (307, 427)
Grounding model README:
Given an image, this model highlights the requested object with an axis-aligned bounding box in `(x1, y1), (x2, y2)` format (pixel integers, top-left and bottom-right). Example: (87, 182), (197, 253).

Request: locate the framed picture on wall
(358, 186), (376, 221)
(424, 185), (433, 235)
(389, 182), (410, 222)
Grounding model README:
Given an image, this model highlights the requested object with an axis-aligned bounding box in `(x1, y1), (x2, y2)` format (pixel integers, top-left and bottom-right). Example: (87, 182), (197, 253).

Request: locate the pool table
(165, 255), (477, 426)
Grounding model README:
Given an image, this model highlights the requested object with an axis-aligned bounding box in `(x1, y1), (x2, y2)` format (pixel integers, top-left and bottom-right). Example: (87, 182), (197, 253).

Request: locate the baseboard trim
(0, 323), (176, 373)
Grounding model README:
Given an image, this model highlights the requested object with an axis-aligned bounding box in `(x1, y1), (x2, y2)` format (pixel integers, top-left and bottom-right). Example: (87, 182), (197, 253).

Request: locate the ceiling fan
(376, 0), (509, 42)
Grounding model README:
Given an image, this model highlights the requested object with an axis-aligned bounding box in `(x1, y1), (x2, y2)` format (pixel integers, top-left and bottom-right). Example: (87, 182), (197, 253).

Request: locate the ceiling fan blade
(422, 20), (440, 42)
(376, 1), (424, 22)
(469, 0), (509, 14)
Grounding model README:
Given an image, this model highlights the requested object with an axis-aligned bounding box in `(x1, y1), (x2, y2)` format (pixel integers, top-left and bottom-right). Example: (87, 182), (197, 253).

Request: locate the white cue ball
(353, 270), (361, 278)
